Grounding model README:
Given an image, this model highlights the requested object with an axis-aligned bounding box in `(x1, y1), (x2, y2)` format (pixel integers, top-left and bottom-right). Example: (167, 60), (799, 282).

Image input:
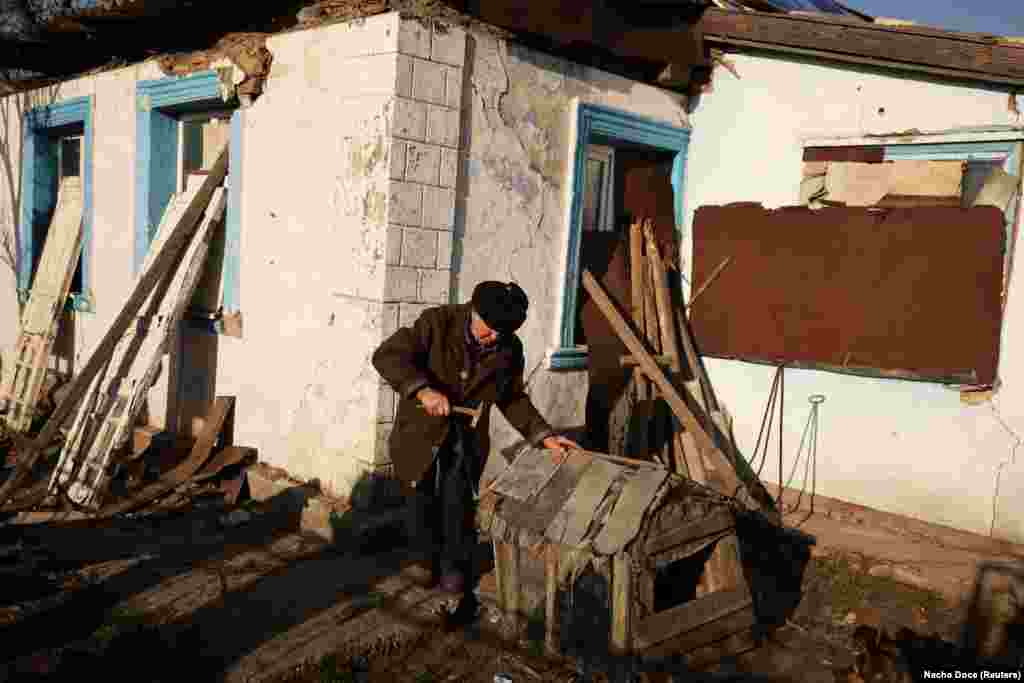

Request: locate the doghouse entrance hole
(654, 542), (717, 612)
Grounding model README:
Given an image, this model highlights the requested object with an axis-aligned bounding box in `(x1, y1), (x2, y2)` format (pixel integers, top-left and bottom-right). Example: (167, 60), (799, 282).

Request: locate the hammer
(419, 402), (486, 428)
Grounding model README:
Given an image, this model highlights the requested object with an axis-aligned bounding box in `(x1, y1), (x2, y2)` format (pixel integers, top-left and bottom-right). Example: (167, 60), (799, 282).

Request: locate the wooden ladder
(1, 177), (85, 433)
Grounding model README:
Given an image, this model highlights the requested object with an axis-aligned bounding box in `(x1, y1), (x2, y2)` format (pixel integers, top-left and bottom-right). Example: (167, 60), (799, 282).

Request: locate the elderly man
(372, 281), (579, 610)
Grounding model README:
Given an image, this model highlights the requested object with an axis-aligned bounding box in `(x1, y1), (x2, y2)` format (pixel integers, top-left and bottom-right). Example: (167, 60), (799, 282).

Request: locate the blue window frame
(19, 96), (94, 312)
(136, 70), (243, 335)
(551, 102), (692, 370)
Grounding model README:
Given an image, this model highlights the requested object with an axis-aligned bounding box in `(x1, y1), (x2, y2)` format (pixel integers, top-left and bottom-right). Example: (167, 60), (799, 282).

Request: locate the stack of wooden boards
(592, 218), (776, 521)
(0, 143), (254, 515)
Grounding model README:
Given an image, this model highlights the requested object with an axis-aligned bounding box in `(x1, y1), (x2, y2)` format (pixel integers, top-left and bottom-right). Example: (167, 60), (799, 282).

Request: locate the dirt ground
(0, 484), (987, 683)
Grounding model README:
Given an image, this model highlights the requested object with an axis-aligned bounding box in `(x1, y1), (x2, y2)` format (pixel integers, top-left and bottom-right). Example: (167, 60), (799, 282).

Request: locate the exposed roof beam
(699, 8), (1024, 86)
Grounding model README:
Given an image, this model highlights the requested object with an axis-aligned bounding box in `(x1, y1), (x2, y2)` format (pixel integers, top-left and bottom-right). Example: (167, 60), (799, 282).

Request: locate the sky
(845, 0), (1024, 37)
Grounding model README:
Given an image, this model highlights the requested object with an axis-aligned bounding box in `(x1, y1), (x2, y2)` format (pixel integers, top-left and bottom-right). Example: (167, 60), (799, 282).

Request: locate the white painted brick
(398, 18), (430, 59)
(439, 148), (458, 188)
(445, 66), (463, 109)
(390, 139), (407, 180)
(401, 227), (439, 268)
(419, 268), (450, 304)
(377, 384), (396, 422)
(382, 303), (399, 340)
(426, 105), (460, 148)
(404, 142), (441, 185)
(389, 181), (423, 226)
(396, 53), (414, 98)
(431, 24), (466, 66)
(412, 58), (447, 106)
(437, 230), (453, 270)
(422, 185), (455, 230)
(399, 302), (433, 329)
(384, 265), (420, 302)
(392, 97), (426, 141)
(386, 226), (403, 266)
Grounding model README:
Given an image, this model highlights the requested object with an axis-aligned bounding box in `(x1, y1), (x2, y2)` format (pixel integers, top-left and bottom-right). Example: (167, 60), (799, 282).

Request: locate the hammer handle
(417, 403), (479, 418)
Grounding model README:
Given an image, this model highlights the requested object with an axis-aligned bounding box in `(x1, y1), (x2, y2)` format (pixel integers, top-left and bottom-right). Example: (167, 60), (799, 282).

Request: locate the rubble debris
(157, 33), (273, 106)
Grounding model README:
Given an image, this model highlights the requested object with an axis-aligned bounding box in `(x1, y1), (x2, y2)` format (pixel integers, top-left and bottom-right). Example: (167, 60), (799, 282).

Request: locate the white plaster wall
(213, 14), (399, 497)
(0, 14), (403, 499)
(453, 28), (692, 483)
(682, 53), (1024, 543)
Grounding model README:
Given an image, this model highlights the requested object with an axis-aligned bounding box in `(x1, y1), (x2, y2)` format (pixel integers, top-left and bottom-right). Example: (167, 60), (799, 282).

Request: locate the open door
(577, 146), (677, 454)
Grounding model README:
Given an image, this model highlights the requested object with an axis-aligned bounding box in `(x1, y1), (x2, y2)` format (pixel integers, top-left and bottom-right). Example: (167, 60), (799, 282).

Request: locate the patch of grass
(91, 606), (149, 644)
(413, 671), (437, 683)
(815, 555), (946, 620)
(524, 605), (545, 658)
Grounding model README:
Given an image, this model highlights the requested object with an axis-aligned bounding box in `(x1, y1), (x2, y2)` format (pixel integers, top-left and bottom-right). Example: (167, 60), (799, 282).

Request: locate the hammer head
(467, 403), (487, 428)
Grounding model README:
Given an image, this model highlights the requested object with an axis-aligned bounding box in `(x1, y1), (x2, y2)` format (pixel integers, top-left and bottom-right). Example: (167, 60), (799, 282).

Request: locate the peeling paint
(362, 189), (387, 225)
(348, 135), (386, 176)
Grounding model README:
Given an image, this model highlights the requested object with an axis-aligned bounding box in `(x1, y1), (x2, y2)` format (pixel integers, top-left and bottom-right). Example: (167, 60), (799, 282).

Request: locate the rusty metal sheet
(547, 458), (622, 547)
(690, 205), (1006, 385)
(592, 467), (669, 556)
(489, 446), (559, 502)
(497, 451), (591, 536)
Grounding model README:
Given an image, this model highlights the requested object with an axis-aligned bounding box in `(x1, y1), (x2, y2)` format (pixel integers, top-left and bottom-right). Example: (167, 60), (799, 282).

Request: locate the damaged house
(0, 0), (1022, 556)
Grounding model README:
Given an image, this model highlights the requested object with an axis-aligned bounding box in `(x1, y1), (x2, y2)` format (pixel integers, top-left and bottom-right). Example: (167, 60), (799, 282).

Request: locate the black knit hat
(471, 281), (529, 335)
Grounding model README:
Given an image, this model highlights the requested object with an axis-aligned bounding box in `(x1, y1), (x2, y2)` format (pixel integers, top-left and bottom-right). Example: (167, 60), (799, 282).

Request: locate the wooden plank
(581, 271), (752, 508)
(501, 451), (590, 535)
(699, 8), (1024, 84)
(190, 445), (258, 482)
(645, 507), (735, 555)
(634, 586), (753, 651)
(0, 145), (229, 505)
(641, 605), (756, 659)
(1, 178), (84, 433)
(549, 457), (621, 547)
(489, 446), (558, 502)
(611, 551), (633, 656)
(592, 466), (669, 556)
(628, 220), (648, 406)
(51, 188), (227, 507)
(544, 543), (559, 656)
(97, 396), (234, 517)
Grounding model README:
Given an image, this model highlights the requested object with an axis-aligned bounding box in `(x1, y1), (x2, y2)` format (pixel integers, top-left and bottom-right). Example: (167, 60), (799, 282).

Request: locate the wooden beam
(699, 8), (1024, 86)
(611, 551), (633, 656)
(544, 543), (559, 656)
(581, 270), (754, 508)
(641, 605), (756, 659)
(621, 354), (673, 368)
(645, 507), (735, 555)
(634, 586), (752, 651)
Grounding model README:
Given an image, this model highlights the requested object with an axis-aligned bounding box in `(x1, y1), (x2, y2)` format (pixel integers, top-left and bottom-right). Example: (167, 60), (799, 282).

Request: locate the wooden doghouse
(477, 445), (760, 666)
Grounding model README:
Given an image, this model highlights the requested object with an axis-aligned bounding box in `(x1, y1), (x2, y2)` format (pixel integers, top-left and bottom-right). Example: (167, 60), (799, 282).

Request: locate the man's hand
(542, 435), (581, 459)
(417, 387), (450, 417)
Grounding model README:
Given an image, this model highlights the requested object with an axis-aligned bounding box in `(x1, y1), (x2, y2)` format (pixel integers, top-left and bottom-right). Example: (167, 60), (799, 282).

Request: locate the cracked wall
(386, 23), (692, 484)
(683, 53), (1024, 544)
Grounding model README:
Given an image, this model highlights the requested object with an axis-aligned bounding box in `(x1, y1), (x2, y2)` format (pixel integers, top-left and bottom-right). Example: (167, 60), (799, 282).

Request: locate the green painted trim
(552, 102), (691, 369)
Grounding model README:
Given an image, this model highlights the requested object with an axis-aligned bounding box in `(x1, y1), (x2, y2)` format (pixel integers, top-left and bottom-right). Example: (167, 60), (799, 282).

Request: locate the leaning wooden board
(0, 145), (228, 506)
(1, 178), (84, 433)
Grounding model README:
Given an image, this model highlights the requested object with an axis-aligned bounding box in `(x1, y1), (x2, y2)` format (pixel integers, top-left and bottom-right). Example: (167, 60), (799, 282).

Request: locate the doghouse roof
(479, 446), (723, 557)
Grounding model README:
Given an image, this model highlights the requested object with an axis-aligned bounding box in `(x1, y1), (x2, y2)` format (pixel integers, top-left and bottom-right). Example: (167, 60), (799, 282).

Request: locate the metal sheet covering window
(689, 203), (1008, 386)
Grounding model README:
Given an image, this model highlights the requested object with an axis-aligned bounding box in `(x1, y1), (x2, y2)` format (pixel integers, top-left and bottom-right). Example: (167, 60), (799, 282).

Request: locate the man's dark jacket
(372, 303), (555, 486)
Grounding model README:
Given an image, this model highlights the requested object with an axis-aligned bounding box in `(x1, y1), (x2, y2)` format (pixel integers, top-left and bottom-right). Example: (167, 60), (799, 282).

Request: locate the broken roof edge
(703, 34), (1024, 89)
